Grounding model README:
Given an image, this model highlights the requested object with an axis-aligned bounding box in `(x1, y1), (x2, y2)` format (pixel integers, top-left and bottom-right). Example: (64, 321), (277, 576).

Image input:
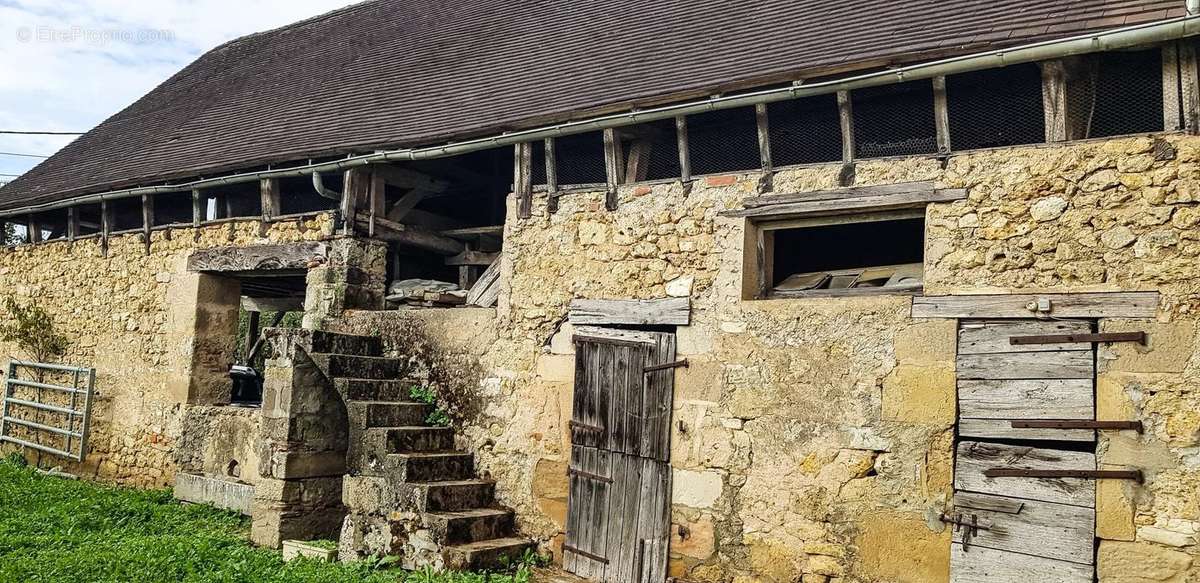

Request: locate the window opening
(853, 80), (938, 158)
(948, 63), (1045, 150)
(768, 93), (843, 165)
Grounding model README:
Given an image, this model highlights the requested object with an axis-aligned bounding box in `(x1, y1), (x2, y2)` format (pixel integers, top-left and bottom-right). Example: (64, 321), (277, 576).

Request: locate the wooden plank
(26, 215), (41, 244)
(625, 139), (653, 184)
(440, 225), (503, 239)
(959, 419), (1094, 442)
(368, 172), (386, 237)
(465, 257), (502, 307)
(955, 441), (1095, 507)
(950, 544), (1092, 583)
(367, 218), (464, 255)
(569, 297), (690, 326)
(913, 292), (1159, 319)
(100, 200), (111, 256)
(933, 76), (951, 153)
(958, 321), (1092, 354)
(1041, 60), (1070, 142)
(66, 207), (78, 242)
(574, 326), (660, 346)
(742, 181), (937, 209)
(950, 492), (1094, 564)
(603, 128), (624, 211)
(959, 379), (1093, 420)
(618, 455), (645, 583)
(637, 460), (671, 583)
(515, 142), (533, 220)
(444, 250), (498, 266)
(141, 194), (153, 252)
(260, 177), (280, 227)
(722, 188), (966, 219)
(1165, 43), (1182, 132)
(191, 189), (204, 229)
(1182, 39), (1200, 135)
(647, 333), (676, 462)
(953, 492), (1024, 514)
(602, 453), (629, 583)
(756, 103), (773, 173)
(675, 116), (691, 182)
(187, 242), (328, 273)
(837, 90), (855, 162)
(545, 138), (559, 214)
(342, 167), (370, 236)
(956, 351), (1093, 380)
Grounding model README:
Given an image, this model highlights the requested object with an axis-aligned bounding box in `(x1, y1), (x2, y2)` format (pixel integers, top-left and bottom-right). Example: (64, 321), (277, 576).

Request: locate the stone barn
(0, 1), (1198, 581)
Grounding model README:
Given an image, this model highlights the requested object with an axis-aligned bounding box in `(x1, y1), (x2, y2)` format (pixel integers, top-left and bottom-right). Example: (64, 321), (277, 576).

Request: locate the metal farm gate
(0, 360), (96, 462)
(564, 327), (678, 583)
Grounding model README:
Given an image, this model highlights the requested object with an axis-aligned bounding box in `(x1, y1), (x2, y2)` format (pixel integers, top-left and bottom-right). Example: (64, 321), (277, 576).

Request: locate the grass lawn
(0, 457), (538, 583)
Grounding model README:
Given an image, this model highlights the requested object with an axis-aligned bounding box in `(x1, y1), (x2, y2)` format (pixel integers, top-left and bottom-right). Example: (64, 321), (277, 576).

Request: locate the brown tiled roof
(0, 0), (1183, 211)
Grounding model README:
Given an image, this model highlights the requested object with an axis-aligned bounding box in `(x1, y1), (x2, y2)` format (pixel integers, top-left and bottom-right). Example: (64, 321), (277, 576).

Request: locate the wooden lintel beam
(373, 166), (450, 193)
(366, 217), (464, 255)
(445, 250), (498, 266)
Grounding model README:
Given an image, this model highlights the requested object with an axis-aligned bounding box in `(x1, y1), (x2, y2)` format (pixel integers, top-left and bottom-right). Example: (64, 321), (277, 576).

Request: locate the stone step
(443, 537), (535, 571)
(425, 508), (515, 545)
(385, 452), (474, 482)
(309, 330), (383, 357)
(319, 354), (407, 379)
(406, 479), (497, 512)
(385, 426), (454, 452)
(348, 402), (433, 428)
(336, 378), (419, 402)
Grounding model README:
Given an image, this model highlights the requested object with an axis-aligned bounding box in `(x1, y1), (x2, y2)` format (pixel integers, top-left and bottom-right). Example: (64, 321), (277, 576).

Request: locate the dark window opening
(76, 204), (102, 236)
(769, 94), (843, 165)
(853, 81), (938, 158)
(688, 106), (761, 174)
(1069, 48), (1164, 139)
(278, 176), (339, 215)
(153, 191), (193, 226)
(620, 119), (681, 182)
(3, 221), (30, 245)
(531, 140), (547, 186)
(110, 197), (143, 232)
(948, 64), (1046, 150)
(555, 131), (606, 185)
(215, 183), (263, 219)
(769, 217), (925, 294)
(30, 209), (69, 241)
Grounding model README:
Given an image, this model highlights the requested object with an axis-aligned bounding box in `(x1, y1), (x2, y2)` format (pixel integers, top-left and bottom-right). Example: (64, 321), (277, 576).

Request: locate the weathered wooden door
(951, 320), (1098, 583)
(564, 327), (676, 583)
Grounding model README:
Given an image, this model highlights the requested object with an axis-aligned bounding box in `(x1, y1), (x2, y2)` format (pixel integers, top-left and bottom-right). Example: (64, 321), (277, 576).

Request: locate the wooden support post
(192, 189), (204, 227)
(244, 310), (260, 362)
(756, 103), (773, 172)
(675, 116), (691, 183)
(1041, 60), (1070, 142)
(369, 172), (386, 237)
(26, 215), (41, 244)
(838, 90), (856, 162)
(514, 142), (533, 219)
(259, 178), (279, 236)
(1164, 43), (1183, 132)
(1180, 40), (1200, 135)
(66, 207), (78, 242)
(625, 139), (653, 184)
(545, 137), (560, 214)
(603, 128), (624, 211)
(933, 76), (951, 153)
(342, 167), (370, 236)
(141, 194), (153, 253)
(100, 200), (111, 256)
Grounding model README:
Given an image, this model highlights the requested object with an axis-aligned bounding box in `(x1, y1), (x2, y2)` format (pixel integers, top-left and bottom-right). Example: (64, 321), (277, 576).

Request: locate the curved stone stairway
(308, 331), (532, 570)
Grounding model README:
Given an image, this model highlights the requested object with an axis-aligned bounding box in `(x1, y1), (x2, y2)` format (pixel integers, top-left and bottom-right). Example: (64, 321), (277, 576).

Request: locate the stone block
(677, 325), (715, 356)
(672, 468), (723, 509)
(266, 450), (347, 480)
(282, 540), (337, 562)
(549, 322), (576, 355)
(174, 473), (254, 515)
(881, 365), (956, 426)
(1101, 319), (1196, 374)
(1096, 477), (1136, 541)
(670, 515), (716, 559)
(1096, 373), (1138, 422)
(676, 360), (721, 403)
(893, 320), (957, 365)
(535, 354), (574, 383)
(1098, 540), (1194, 583)
(855, 511), (950, 583)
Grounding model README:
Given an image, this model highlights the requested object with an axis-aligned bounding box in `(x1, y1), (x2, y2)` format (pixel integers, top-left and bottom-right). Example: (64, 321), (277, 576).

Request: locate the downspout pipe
(311, 172), (341, 200)
(1190, 0), (1200, 16)
(4, 15), (1199, 219)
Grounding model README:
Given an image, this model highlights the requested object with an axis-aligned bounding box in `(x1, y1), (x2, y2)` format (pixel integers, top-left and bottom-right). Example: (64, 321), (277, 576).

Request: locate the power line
(0, 152), (48, 159)
(0, 130), (83, 136)
(0, 173), (21, 177)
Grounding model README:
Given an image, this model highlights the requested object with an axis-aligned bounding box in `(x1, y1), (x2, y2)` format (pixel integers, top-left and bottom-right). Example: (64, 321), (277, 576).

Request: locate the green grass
(0, 458), (540, 583)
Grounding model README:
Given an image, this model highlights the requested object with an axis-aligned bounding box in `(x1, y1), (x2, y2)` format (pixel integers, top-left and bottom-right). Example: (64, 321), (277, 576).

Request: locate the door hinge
(644, 359), (689, 373)
(563, 544), (609, 564)
(940, 512), (991, 552)
(1010, 419), (1143, 431)
(983, 468), (1143, 483)
(1009, 331), (1146, 345)
(567, 467), (614, 484)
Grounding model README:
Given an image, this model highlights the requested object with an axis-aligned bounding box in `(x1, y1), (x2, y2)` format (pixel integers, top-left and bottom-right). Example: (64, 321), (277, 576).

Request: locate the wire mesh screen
(555, 131), (607, 185)
(623, 118), (681, 181)
(853, 80), (938, 158)
(688, 106), (761, 175)
(947, 63), (1045, 151)
(1068, 48), (1163, 139)
(768, 93), (842, 166)
(530, 140), (547, 185)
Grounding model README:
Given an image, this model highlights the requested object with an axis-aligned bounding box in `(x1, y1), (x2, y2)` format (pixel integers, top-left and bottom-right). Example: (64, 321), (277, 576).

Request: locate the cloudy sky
(0, 0), (362, 182)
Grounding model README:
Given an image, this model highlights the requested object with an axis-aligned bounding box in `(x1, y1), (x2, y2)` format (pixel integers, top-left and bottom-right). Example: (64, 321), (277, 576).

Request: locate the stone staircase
(308, 331), (532, 570)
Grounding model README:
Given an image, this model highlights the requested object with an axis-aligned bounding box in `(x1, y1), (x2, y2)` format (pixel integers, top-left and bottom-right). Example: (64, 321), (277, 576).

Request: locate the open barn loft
(2, 1), (1200, 582)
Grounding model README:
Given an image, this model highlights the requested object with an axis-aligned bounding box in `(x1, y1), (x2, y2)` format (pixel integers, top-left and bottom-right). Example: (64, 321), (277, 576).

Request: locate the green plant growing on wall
(409, 384), (452, 428)
(0, 297), (70, 363)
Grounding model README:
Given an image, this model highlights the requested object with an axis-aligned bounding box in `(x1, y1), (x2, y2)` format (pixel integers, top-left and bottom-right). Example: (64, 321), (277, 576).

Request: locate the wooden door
(564, 327), (676, 583)
(951, 320), (1097, 583)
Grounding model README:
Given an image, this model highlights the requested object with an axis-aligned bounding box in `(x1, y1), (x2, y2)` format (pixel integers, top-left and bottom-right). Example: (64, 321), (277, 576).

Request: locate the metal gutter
(4, 15), (1199, 219)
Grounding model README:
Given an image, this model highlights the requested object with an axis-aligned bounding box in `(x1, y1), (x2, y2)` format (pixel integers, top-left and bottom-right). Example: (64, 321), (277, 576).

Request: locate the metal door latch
(940, 512), (989, 552)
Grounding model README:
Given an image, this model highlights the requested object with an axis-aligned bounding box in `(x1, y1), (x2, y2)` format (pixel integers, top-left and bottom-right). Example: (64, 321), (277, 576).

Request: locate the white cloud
(0, 0), (362, 178)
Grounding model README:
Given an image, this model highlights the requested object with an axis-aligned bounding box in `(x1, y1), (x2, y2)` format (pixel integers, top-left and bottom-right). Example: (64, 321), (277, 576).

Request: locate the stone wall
(337, 135), (1200, 582)
(0, 215), (333, 486)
